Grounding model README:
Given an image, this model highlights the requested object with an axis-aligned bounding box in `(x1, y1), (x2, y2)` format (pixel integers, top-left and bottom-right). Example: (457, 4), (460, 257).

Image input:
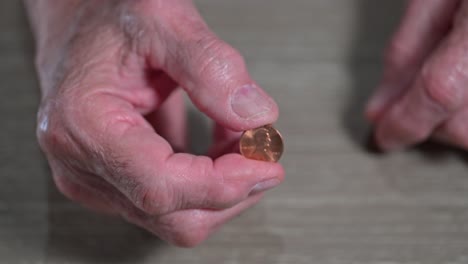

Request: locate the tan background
(2, 0), (468, 263)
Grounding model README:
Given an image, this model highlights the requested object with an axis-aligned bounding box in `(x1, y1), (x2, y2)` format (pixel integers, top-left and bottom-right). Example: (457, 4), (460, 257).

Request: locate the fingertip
(374, 117), (407, 153)
(365, 102), (382, 124)
(365, 89), (391, 124)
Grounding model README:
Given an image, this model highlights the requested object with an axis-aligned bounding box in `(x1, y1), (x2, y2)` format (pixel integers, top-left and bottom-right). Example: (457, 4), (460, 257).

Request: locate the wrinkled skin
(26, 0), (284, 247)
(28, 0), (468, 248)
(367, 0), (468, 151)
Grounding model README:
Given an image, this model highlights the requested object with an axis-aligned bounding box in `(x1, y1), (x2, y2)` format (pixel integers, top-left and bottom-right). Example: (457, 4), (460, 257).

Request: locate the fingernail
(250, 179), (281, 194)
(231, 84), (273, 120)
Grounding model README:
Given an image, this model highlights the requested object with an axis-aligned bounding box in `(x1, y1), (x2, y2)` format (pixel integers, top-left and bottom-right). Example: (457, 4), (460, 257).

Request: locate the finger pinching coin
(239, 125), (284, 162)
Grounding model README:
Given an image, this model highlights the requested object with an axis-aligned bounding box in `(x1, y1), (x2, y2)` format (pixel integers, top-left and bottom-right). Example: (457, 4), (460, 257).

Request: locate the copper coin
(240, 125), (284, 162)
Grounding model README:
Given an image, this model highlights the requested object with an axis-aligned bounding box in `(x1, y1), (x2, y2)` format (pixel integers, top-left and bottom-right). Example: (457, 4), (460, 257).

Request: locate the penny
(240, 125), (284, 162)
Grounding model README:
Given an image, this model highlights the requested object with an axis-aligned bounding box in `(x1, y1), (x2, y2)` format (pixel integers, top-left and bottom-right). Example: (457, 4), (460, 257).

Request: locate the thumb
(155, 2), (279, 131)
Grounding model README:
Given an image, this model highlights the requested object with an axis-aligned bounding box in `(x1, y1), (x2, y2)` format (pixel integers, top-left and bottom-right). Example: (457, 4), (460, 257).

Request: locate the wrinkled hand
(31, 0), (284, 247)
(367, 0), (468, 151)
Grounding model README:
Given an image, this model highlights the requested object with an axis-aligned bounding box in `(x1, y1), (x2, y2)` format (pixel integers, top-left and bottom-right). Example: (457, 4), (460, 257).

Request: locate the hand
(366, 0), (468, 151)
(29, 0), (284, 247)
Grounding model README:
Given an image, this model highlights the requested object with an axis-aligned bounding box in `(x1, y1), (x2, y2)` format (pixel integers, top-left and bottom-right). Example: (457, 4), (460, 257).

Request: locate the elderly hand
(26, 0), (284, 247)
(367, 0), (468, 151)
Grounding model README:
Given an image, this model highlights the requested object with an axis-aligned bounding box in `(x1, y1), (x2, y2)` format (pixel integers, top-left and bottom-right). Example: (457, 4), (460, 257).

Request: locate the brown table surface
(2, 1), (468, 263)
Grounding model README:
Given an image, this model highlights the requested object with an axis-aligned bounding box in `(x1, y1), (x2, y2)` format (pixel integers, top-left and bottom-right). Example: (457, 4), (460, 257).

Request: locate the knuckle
(37, 128), (56, 152)
(82, 92), (152, 143)
(162, 215), (211, 248)
(191, 156), (214, 178)
(211, 185), (243, 208)
(98, 109), (144, 140)
(37, 116), (68, 153)
(36, 98), (77, 153)
(129, 183), (172, 215)
(420, 66), (462, 112)
(193, 157), (242, 208)
(192, 36), (245, 80)
(53, 174), (81, 201)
